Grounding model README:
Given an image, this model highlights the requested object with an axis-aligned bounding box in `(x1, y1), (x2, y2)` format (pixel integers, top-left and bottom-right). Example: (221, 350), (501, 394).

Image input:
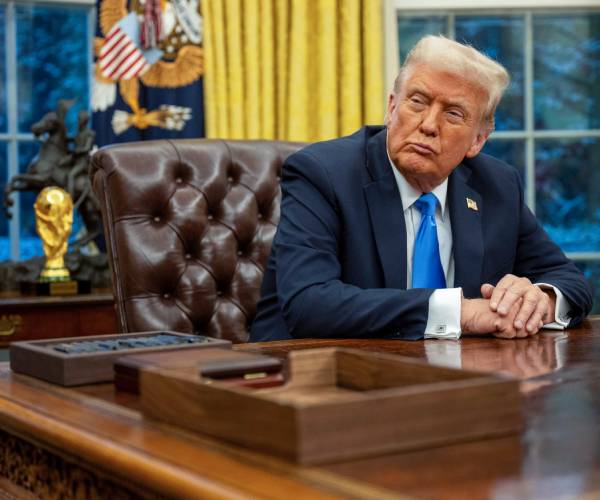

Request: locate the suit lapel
(363, 130), (407, 289)
(449, 164), (484, 298)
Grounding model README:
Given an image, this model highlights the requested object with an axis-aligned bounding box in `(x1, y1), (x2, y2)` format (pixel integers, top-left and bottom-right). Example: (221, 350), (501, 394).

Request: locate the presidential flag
(92, 0), (204, 146)
(99, 12), (162, 81)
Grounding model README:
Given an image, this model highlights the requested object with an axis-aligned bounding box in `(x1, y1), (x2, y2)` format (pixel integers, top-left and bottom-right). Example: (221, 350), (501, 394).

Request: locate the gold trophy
(34, 187), (73, 283)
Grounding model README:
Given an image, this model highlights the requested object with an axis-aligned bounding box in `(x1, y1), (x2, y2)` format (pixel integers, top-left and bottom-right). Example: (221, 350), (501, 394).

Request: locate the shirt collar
(387, 154), (449, 221)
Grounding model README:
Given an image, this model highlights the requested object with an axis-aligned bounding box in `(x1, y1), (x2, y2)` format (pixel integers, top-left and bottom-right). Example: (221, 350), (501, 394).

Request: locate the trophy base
(40, 267), (70, 281)
(19, 280), (92, 297)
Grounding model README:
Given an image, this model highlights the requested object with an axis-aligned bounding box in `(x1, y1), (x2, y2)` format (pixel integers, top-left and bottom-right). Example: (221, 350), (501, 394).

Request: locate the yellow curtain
(202, 0), (384, 142)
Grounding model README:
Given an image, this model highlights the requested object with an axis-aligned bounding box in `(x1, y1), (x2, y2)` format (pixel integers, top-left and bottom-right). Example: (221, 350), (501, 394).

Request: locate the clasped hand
(461, 274), (556, 338)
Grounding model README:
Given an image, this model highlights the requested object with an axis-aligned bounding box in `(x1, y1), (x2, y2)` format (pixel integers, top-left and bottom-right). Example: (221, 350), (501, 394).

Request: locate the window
(385, 1), (600, 312)
(0, 0), (94, 261)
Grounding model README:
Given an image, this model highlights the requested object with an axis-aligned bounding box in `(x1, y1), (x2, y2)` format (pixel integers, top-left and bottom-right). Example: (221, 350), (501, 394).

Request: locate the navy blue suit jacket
(250, 126), (592, 341)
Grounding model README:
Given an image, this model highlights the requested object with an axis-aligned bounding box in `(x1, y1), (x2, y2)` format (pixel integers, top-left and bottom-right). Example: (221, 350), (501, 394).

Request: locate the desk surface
(1, 319), (600, 499)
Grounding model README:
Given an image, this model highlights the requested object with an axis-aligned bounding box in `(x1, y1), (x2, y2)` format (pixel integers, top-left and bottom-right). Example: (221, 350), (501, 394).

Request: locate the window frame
(383, 1), (600, 263)
(0, 0), (95, 261)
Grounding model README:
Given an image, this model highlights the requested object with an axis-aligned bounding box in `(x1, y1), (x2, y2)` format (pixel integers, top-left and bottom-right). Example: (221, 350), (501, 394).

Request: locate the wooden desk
(1, 319), (600, 498)
(0, 290), (118, 346)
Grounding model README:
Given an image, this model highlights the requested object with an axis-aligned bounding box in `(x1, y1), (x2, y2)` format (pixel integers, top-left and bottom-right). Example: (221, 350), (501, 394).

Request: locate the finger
(513, 313), (530, 338)
(526, 292), (550, 333)
(496, 278), (533, 316)
(492, 317), (513, 338)
(513, 289), (542, 330)
(541, 293), (555, 323)
(490, 274), (513, 311)
(525, 303), (547, 334)
(494, 316), (517, 339)
(515, 327), (530, 338)
(481, 283), (494, 299)
(496, 287), (526, 317)
(493, 299), (522, 338)
(489, 275), (517, 311)
(526, 321), (543, 337)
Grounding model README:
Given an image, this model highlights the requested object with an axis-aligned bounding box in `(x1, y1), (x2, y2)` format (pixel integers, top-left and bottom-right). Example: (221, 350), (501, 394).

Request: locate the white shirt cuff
(535, 283), (570, 330)
(424, 288), (462, 339)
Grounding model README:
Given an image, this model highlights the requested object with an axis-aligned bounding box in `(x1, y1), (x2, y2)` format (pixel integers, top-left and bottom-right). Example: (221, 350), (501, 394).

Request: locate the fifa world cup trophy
(34, 187), (73, 281)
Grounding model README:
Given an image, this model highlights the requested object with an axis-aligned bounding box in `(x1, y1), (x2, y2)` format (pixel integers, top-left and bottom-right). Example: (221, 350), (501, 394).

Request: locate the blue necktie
(412, 193), (446, 289)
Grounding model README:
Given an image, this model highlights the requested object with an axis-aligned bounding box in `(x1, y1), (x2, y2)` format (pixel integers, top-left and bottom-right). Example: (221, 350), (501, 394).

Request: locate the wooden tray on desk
(10, 331), (231, 386)
(114, 347), (284, 393)
(139, 347), (523, 464)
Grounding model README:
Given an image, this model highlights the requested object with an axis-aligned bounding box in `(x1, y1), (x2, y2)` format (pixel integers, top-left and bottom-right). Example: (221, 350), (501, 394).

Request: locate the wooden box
(139, 347), (523, 464)
(114, 348), (284, 394)
(10, 331), (231, 386)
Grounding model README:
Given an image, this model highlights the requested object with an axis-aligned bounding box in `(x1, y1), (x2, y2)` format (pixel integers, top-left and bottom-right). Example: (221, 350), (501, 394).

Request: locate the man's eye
(447, 110), (465, 120)
(409, 96), (426, 106)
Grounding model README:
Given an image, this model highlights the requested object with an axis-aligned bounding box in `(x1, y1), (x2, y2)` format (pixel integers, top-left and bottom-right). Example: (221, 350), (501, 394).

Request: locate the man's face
(386, 64), (490, 192)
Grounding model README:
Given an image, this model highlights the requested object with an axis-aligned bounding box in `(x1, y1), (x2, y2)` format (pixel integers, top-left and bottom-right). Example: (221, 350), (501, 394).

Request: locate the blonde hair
(393, 35), (510, 131)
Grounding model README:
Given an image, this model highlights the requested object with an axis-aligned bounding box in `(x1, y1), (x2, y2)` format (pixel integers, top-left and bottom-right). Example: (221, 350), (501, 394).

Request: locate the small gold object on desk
(19, 187), (90, 296)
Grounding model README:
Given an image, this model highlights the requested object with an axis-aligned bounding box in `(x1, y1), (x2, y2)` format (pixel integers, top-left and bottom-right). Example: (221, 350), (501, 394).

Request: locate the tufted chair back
(91, 139), (304, 343)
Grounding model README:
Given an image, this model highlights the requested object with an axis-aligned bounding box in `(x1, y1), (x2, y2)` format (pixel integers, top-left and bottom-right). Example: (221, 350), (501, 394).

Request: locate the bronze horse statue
(3, 100), (102, 250)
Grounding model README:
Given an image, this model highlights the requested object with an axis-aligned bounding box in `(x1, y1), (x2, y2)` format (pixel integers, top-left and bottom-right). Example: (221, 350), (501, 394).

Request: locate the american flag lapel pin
(466, 198), (478, 211)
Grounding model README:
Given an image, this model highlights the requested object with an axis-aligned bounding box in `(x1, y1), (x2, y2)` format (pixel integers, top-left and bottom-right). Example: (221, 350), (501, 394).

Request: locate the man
(250, 35), (592, 342)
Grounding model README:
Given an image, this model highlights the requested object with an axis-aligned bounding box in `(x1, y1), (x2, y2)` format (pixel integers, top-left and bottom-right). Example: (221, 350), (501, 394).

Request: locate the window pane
(16, 5), (89, 134)
(482, 139), (525, 186)
(455, 15), (525, 131)
(397, 16), (447, 64)
(0, 141), (8, 261)
(536, 138), (600, 253)
(18, 141), (43, 260)
(534, 13), (600, 130)
(0, 5), (7, 133)
(574, 261), (600, 315)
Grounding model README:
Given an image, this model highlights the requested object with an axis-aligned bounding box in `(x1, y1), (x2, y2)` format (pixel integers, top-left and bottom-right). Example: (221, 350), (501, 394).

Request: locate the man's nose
(419, 107), (441, 136)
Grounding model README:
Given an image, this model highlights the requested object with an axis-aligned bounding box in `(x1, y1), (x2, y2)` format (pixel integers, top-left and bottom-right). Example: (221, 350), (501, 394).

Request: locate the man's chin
(396, 155), (436, 177)
(393, 161), (443, 192)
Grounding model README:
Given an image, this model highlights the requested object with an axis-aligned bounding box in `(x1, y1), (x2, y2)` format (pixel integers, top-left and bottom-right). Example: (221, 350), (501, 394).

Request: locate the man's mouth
(408, 142), (436, 155)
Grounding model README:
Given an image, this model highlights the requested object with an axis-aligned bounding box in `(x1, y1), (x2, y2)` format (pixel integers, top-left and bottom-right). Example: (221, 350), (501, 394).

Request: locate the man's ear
(384, 93), (397, 126)
(465, 127), (491, 158)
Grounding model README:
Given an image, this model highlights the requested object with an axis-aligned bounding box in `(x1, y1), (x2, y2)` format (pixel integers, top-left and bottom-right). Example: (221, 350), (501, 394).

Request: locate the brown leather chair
(91, 139), (303, 343)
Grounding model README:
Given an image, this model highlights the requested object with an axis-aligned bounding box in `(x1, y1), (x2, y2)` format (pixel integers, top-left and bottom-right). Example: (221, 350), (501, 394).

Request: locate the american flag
(99, 13), (162, 81)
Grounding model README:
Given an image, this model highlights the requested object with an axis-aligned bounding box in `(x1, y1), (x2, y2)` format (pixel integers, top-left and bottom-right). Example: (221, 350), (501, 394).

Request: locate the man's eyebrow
(437, 94), (472, 114)
(407, 84), (430, 96)
(445, 98), (469, 110)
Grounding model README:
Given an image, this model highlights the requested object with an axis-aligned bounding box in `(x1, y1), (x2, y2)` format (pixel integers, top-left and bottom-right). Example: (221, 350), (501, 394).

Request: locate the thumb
(481, 283), (494, 299)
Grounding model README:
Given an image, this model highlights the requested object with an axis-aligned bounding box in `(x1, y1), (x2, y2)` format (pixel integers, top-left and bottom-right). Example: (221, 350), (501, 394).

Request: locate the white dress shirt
(388, 158), (570, 339)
